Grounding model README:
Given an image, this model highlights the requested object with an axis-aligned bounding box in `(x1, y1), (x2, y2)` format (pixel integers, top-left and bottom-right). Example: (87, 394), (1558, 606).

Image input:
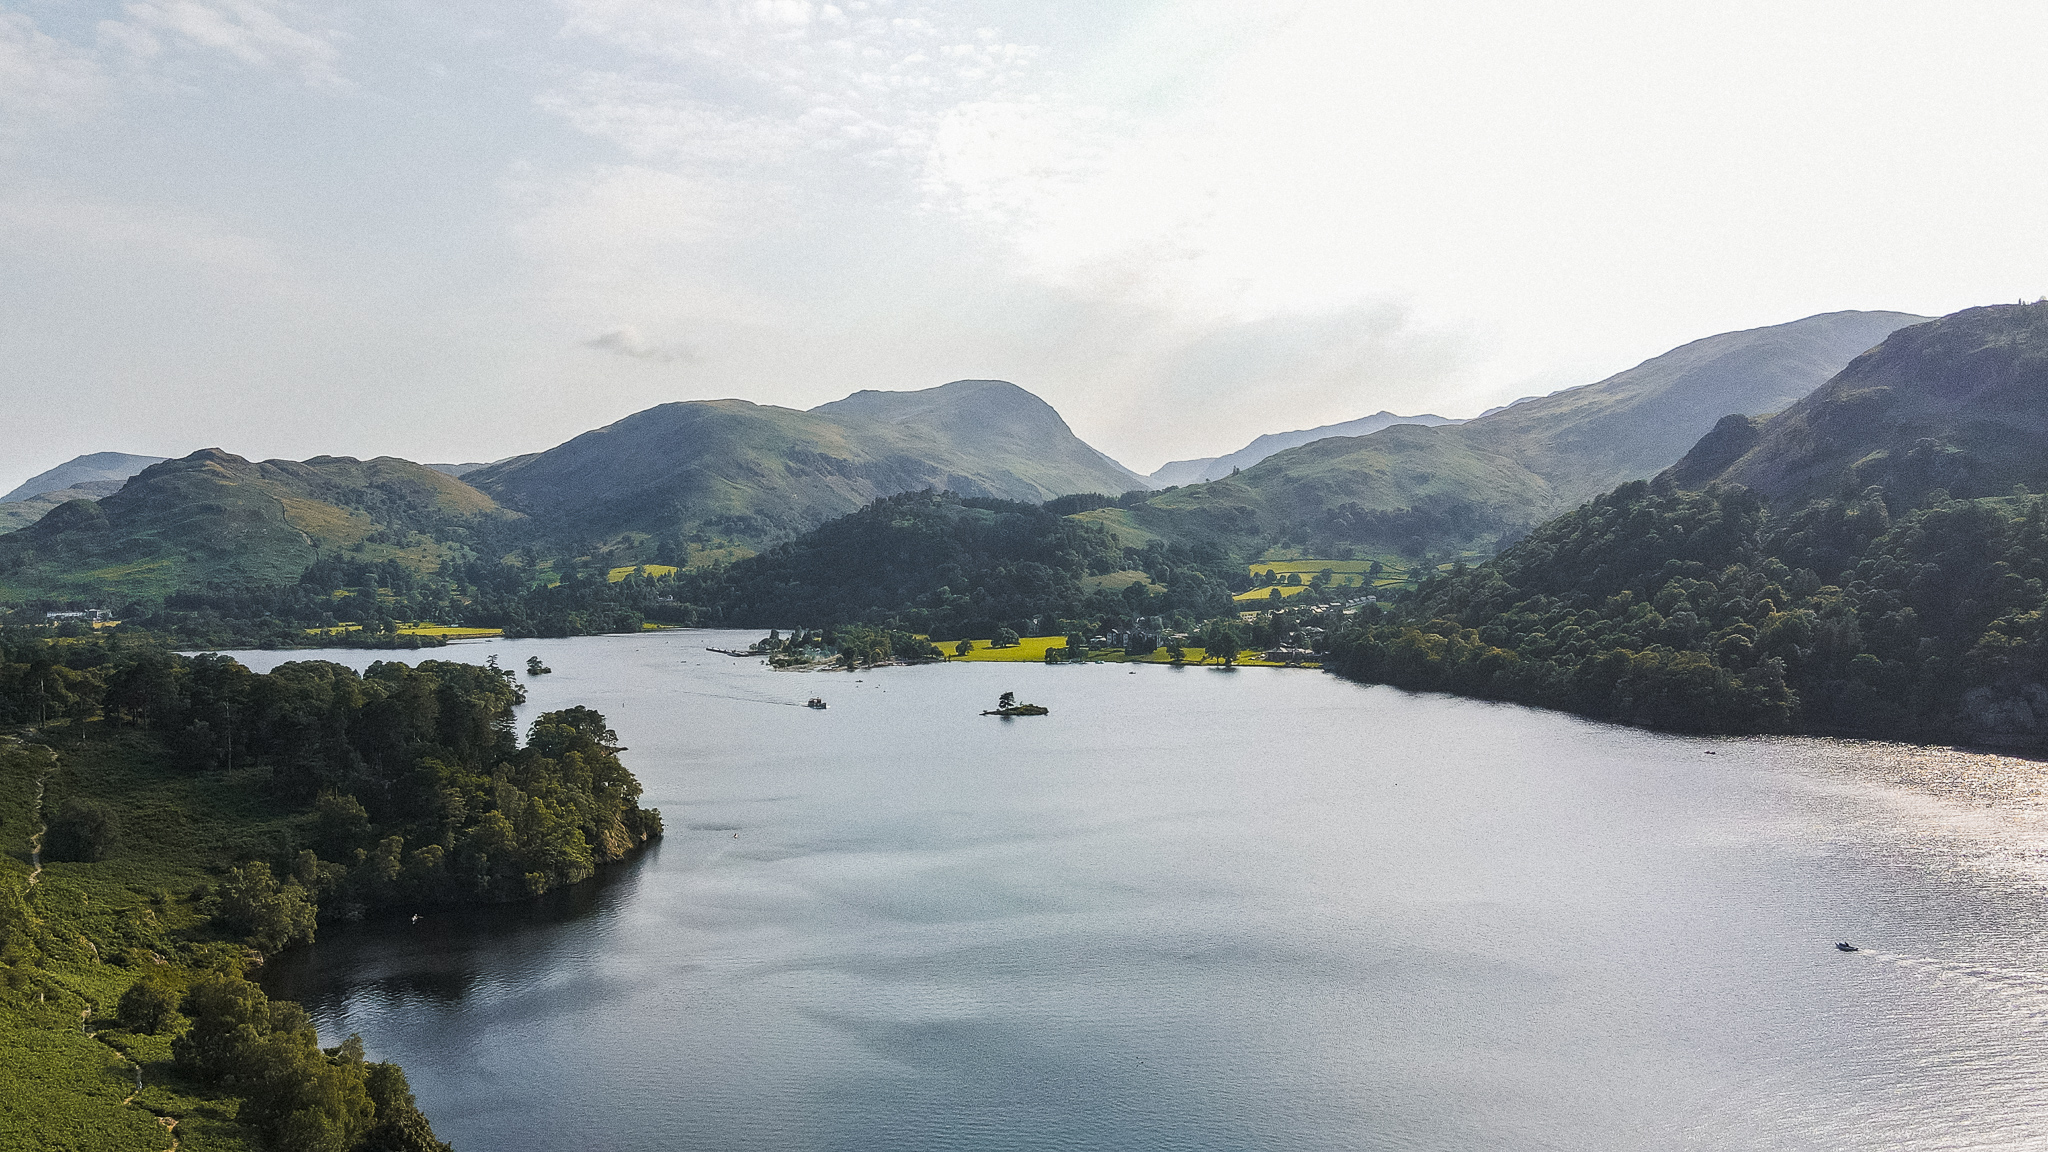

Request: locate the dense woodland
(1321, 479), (2048, 742)
(1, 637), (662, 910)
(676, 491), (1240, 639)
(1, 635), (663, 1149)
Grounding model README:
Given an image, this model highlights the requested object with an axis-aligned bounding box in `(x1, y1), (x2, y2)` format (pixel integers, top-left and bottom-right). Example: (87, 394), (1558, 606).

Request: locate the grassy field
(1079, 569), (1162, 593)
(1244, 554), (1471, 598)
(943, 637), (1316, 669)
(606, 564), (680, 583)
(1247, 560), (1380, 585)
(1232, 584), (1317, 604)
(398, 625), (504, 639)
(0, 728), (297, 1151)
(944, 636), (1073, 662)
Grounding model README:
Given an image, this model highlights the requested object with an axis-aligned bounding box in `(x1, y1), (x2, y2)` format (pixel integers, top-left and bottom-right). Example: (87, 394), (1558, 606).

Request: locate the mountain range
(1079, 309), (1927, 559)
(1667, 302), (2048, 508)
(466, 378), (1147, 550)
(0, 451), (166, 504)
(1319, 299), (2048, 745)
(0, 451), (168, 533)
(0, 308), (1936, 603)
(0, 451), (510, 598)
(1147, 411), (1463, 486)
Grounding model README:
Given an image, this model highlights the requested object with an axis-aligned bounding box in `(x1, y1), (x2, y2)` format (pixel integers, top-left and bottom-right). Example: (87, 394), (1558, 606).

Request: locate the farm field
(944, 636), (1072, 662)
(301, 623), (507, 639)
(1245, 555), (1478, 599)
(1233, 584), (1317, 603)
(944, 637), (1316, 669)
(400, 625), (505, 638)
(607, 564), (680, 582)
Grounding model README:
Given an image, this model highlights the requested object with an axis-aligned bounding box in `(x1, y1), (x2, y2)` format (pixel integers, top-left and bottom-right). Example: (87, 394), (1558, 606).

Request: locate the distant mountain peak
(1676, 302), (2048, 507)
(1, 451), (169, 504)
(1149, 411), (1463, 485)
(466, 378), (1151, 548)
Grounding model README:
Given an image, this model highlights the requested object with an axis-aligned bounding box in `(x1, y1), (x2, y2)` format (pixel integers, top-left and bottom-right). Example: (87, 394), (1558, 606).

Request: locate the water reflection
(265, 842), (658, 1011)
(228, 632), (2048, 1151)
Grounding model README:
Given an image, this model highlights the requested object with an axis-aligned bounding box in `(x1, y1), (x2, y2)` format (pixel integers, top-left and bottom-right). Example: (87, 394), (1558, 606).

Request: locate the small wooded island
(983, 691), (1049, 717)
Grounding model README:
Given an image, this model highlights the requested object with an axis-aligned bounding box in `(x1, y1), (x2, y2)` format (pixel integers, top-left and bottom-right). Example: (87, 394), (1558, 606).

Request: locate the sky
(3, 0), (2046, 492)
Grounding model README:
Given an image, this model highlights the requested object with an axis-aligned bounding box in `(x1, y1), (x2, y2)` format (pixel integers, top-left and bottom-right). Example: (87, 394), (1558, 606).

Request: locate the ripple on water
(250, 633), (2048, 1151)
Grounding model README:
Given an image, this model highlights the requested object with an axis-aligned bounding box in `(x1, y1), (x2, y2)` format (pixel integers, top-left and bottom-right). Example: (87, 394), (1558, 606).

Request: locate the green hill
(1081, 310), (1926, 560)
(1, 452), (167, 504)
(0, 481), (129, 535)
(467, 379), (1149, 554)
(1147, 410), (1463, 486)
(1321, 301), (2048, 745)
(1682, 302), (2048, 507)
(0, 450), (514, 600)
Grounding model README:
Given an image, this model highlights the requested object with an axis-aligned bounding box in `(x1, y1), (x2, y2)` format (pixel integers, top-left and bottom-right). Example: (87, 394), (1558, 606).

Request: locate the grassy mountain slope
(0, 481), (128, 535)
(1, 453), (167, 505)
(0, 450), (513, 600)
(469, 379), (1149, 551)
(1691, 302), (2048, 508)
(1148, 410), (1463, 486)
(1086, 310), (1926, 559)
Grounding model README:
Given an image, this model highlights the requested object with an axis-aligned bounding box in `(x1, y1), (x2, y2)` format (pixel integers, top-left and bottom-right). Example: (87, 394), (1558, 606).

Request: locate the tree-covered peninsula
(1, 633), (662, 1149)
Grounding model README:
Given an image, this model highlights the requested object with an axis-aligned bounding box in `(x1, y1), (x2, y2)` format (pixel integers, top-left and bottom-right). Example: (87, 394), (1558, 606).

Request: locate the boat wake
(1849, 948), (2048, 1019)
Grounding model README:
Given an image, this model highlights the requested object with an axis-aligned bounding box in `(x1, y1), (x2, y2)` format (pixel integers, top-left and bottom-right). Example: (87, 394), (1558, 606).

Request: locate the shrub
(44, 798), (119, 862)
(117, 970), (181, 1034)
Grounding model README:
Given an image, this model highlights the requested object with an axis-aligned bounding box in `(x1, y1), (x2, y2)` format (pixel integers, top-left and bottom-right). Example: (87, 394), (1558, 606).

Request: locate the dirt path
(23, 745), (55, 887)
(82, 1009), (181, 1151)
(38, 752), (181, 1152)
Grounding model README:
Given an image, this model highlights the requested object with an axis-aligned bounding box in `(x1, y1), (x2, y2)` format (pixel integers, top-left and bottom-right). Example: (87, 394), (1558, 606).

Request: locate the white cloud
(0, 13), (105, 139)
(542, 0), (1064, 201)
(111, 0), (344, 86)
(10, 0), (2047, 478)
(535, 73), (805, 167)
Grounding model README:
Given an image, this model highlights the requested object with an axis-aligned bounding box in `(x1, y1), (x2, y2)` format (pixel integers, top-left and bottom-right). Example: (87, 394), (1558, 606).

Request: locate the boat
(806, 698), (828, 710)
(1836, 942), (1859, 952)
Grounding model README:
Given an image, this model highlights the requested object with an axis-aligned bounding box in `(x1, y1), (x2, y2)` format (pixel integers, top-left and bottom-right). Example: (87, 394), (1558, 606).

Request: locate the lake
(242, 630), (2048, 1150)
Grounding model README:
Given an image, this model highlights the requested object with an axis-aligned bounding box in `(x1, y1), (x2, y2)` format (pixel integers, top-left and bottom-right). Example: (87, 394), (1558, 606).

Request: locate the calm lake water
(239, 630), (2048, 1151)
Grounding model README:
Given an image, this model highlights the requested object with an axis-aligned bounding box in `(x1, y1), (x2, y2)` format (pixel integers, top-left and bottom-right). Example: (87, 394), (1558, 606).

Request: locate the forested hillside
(1319, 305), (2048, 743)
(677, 490), (1240, 639)
(1323, 483), (2048, 740)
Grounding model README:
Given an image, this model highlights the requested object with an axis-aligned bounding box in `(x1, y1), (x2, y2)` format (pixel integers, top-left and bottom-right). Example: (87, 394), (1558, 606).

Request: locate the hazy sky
(3, 0), (2046, 490)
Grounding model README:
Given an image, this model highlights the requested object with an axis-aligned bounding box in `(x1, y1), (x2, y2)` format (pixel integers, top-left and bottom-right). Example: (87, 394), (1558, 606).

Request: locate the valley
(11, 300), (2048, 1152)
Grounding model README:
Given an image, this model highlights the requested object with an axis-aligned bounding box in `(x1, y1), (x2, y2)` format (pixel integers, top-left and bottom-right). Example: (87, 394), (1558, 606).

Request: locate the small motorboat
(1835, 942), (1859, 952)
(806, 698), (828, 709)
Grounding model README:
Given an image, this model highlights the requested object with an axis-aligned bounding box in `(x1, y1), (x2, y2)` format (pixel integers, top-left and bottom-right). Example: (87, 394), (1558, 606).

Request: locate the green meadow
(944, 637), (1314, 669)
(1, 730), (294, 1151)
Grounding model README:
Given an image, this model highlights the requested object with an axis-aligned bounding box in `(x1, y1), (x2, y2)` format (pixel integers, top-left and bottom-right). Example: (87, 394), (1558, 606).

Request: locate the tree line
(1319, 478), (2048, 741)
(2, 635), (663, 919)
